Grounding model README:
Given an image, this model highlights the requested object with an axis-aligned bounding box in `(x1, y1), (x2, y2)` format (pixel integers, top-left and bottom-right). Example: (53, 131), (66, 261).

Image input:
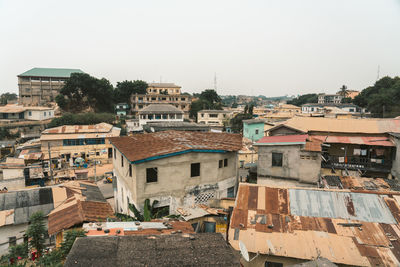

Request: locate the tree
(0, 92), (18, 105)
(189, 89), (223, 119)
(114, 80), (148, 103)
(230, 113), (253, 133)
(56, 73), (114, 113)
(48, 113), (115, 128)
(287, 94), (318, 106)
(60, 229), (86, 257)
(26, 211), (47, 257)
(128, 199), (168, 222)
(339, 85), (348, 98)
(353, 76), (400, 117)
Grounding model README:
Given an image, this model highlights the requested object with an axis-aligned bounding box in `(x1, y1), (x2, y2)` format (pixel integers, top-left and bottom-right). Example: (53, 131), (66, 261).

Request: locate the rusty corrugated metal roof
(229, 184), (400, 266)
(313, 135), (394, 147)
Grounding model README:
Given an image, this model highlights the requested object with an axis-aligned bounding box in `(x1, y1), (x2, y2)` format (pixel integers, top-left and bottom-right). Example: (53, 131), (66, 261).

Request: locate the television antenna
(239, 241), (259, 262)
(214, 72), (217, 92)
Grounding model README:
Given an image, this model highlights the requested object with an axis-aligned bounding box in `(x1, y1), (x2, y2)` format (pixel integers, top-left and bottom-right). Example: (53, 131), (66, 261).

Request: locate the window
(114, 148), (116, 159)
(121, 155), (124, 167)
(96, 152), (100, 156)
(28, 111), (32, 116)
(209, 114), (218, 118)
(162, 114), (168, 119)
(191, 163), (200, 177)
(265, 261), (283, 267)
(255, 129), (259, 135)
(176, 114), (182, 119)
(219, 160), (223, 168)
(129, 164), (132, 177)
(44, 112), (46, 116)
(227, 186), (235, 198)
(224, 158), (228, 167)
(146, 167), (158, 183)
(8, 236), (16, 247)
(272, 152), (283, 167)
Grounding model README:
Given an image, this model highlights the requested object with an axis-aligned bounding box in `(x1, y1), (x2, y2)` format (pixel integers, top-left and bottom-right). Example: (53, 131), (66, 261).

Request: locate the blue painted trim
(132, 149), (227, 164)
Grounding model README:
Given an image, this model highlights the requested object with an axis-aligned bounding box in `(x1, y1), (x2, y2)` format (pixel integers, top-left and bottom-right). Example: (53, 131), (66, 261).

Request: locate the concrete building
(254, 135), (322, 186)
(318, 93), (343, 104)
(142, 121), (210, 133)
(137, 104), (184, 131)
(18, 67), (84, 106)
(0, 104), (55, 121)
(131, 83), (191, 118)
(197, 110), (233, 127)
(301, 103), (363, 116)
(40, 123), (120, 164)
(229, 183), (400, 267)
(109, 131), (242, 215)
(243, 118), (273, 141)
(0, 158), (25, 190)
(115, 103), (130, 116)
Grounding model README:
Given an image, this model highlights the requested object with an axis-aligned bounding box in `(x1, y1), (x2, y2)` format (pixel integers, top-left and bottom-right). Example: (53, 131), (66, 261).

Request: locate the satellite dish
(239, 241), (250, 262)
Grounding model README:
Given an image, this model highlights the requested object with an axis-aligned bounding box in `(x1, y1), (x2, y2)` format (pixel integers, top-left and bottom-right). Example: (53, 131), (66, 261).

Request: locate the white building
(134, 104), (184, 131)
(197, 110), (233, 126)
(0, 104), (55, 121)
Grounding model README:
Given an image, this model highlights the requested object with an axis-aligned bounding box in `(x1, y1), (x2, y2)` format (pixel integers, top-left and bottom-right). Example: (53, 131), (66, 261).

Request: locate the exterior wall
(1, 168), (24, 180)
(113, 149), (237, 214)
(126, 119), (141, 132)
(24, 109), (54, 121)
(268, 127), (302, 136)
(392, 137), (400, 179)
(41, 139), (113, 163)
(0, 112), (22, 120)
(18, 76), (67, 106)
(147, 86), (181, 95)
(130, 94), (191, 118)
(0, 177), (25, 190)
(238, 151), (258, 167)
(318, 94), (343, 104)
(257, 145), (321, 184)
(138, 113), (184, 127)
(243, 122), (264, 141)
(0, 223), (28, 256)
(197, 112), (232, 126)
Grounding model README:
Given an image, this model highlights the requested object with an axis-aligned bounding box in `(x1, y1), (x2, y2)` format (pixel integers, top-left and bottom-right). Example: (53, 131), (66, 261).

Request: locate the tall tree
(339, 85), (348, 98)
(114, 80), (148, 103)
(26, 211), (47, 257)
(56, 73), (114, 113)
(353, 76), (400, 117)
(287, 94), (318, 106)
(189, 89), (223, 119)
(0, 92), (18, 105)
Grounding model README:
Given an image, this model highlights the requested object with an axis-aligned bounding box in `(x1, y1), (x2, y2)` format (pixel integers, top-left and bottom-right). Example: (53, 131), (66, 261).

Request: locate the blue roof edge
(132, 149), (228, 164)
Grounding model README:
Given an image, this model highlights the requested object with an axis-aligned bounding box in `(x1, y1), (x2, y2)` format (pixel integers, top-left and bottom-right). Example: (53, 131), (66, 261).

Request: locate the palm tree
(339, 85), (348, 98)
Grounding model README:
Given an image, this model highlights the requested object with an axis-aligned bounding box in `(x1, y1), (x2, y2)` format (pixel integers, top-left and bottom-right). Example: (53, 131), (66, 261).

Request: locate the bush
(60, 229), (86, 257)
(48, 113), (115, 128)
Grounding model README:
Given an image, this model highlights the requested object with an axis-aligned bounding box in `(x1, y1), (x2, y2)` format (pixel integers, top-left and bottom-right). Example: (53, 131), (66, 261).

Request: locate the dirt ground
(86, 163), (113, 179)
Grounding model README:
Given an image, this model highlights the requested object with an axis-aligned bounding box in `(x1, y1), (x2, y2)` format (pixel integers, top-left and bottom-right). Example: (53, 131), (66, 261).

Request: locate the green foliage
(0, 92), (18, 105)
(353, 76), (400, 117)
(338, 85), (348, 98)
(114, 80), (148, 103)
(48, 113), (115, 128)
(26, 211), (46, 257)
(230, 113), (253, 133)
(57, 73), (114, 113)
(36, 249), (63, 267)
(287, 93), (318, 106)
(115, 213), (135, 221)
(128, 199), (168, 222)
(0, 127), (18, 140)
(189, 89), (223, 119)
(60, 229), (86, 258)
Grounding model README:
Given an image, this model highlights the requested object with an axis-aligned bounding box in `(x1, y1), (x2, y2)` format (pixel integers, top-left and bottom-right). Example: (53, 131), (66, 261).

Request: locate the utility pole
(94, 148), (97, 183)
(47, 143), (54, 183)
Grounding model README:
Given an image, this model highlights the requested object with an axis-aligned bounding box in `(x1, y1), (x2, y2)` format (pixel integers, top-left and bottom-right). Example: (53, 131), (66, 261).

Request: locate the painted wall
(113, 148), (237, 214)
(24, 109), (54, 121)
(391, 137), (400, 179)
(257, 145), (321, 184)
(243, 122), (264, 141)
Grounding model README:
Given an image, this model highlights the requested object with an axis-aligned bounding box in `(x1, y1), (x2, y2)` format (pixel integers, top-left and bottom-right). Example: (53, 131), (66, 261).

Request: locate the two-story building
(242, 118), (274, 141)
(18, 67), (84, 106)
(109, 131), (242, 215)
(301, 103), (364, 116)
(40, 123), (120, 164)
(197, 110), (233, 127)
(130, 83), (191, 119)
(318, 93), (343, 104)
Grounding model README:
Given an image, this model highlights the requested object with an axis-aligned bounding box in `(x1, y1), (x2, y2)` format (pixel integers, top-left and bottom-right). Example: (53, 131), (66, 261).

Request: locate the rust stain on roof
(229, 183), (400, 266)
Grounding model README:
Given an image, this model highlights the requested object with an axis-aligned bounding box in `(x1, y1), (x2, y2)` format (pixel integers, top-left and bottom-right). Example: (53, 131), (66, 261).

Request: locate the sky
(0, 0), (399, 97)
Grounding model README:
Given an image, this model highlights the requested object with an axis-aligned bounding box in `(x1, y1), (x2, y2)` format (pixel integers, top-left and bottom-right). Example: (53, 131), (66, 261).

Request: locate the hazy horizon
(1, 0), (399, 97)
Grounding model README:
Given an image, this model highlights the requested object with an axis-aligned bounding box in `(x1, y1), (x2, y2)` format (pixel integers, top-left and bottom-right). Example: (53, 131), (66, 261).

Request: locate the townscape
(1, 1), (400, 267)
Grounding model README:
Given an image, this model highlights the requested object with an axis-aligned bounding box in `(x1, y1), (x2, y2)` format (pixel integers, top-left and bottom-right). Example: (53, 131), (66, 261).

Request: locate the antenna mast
(376, 65), (380, 81)
(214, 72), (217, 92)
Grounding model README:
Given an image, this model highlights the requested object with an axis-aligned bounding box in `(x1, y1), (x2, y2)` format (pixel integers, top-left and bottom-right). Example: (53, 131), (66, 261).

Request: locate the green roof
(18, 68), (84, 78)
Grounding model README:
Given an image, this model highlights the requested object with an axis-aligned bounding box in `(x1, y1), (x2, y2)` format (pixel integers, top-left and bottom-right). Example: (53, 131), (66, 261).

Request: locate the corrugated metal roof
(313, 135), (394, 147)
(229, 184), (400, 266)
(289, 189), (396, 224)
(256, 134), (308, 145)
(18, 67), (84, 77)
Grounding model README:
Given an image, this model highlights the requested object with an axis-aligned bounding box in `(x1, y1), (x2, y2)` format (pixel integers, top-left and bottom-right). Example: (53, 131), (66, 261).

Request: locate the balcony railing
(321, 155), (392, 173)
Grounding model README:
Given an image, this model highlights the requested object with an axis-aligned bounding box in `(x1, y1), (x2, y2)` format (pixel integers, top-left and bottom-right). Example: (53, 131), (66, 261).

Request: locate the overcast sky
(1, 0), (399, 96)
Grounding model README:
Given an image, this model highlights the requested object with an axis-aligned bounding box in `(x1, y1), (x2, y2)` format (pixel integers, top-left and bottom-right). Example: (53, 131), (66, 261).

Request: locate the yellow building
(40, 123), (120, 164)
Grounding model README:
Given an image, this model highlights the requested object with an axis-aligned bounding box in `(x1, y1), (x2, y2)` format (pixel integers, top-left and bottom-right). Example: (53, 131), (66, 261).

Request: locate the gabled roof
(18, 68), (84, 78)
(64, 233), (240, 267)
(109, 131), (242, 164)
(139, 104), (183, 114)
(229, 183), (400, 266)
(198, 109), (232, 113)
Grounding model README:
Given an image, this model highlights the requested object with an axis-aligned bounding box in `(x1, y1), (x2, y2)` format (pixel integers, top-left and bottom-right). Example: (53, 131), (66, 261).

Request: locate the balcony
(321, 155), (392, 173)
